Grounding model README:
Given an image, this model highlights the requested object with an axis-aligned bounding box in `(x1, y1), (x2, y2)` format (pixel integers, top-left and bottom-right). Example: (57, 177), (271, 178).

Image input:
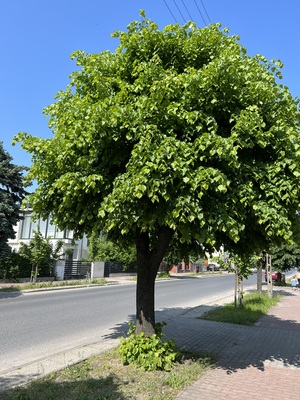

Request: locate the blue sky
(1, 0), (299, 169)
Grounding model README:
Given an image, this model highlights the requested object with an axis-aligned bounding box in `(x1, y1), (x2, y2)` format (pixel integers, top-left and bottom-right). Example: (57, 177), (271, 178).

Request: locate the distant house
(8, 210), (89, 264)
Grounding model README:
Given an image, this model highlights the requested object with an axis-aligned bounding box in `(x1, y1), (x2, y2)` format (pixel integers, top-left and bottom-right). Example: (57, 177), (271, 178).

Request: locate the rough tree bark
(135, 226), (173, 336)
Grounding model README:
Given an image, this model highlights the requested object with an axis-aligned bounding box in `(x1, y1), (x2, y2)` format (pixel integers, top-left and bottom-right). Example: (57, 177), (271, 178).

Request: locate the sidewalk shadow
(213, 310), (300, 374)
(164, 291), (300, 375)
(102, 293), (300, 377)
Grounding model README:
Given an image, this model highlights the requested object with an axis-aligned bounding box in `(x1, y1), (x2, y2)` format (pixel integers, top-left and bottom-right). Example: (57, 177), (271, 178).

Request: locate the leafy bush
(119, 322), (179, 371)
(89, 232), (136, 271)
(0, 250), (32, 280)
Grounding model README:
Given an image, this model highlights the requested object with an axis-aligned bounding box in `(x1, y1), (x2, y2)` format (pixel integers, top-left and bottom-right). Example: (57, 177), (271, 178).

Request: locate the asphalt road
(0, 273), (259, 374)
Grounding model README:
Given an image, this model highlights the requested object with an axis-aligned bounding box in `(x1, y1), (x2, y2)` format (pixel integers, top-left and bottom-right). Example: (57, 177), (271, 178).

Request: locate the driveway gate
(64, 260), (91, 280)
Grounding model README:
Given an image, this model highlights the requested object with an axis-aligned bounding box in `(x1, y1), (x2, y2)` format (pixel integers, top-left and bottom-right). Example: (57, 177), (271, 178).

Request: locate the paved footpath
(163, 287), (300, 400)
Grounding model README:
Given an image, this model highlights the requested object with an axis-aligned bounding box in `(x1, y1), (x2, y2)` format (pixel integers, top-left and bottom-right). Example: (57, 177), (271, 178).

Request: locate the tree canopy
(15, 12), (300, 334)
(270, 244), (300, 272)
(0, 142), (27, 256)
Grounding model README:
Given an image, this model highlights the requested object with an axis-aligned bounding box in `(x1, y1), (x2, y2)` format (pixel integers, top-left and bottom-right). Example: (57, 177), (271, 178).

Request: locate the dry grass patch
(2, 347), (216, 400)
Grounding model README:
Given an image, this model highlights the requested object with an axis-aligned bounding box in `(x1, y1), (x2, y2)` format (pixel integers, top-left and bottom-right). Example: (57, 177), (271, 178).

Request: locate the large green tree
(15, 13), (300, 335)
(0, 142), (27, 256)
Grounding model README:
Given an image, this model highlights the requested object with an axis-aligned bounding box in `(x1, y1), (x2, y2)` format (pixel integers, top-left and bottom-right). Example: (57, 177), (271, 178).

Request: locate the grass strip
(200, 292), (281, 325)
(0, 279), (107, 292)
(1, 347), (216, 400)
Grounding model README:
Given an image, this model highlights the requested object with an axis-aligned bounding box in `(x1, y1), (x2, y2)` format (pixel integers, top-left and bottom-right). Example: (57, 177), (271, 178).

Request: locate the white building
(8, 211), (89, 279)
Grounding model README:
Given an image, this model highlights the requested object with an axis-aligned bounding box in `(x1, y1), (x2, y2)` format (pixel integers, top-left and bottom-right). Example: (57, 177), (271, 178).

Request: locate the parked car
(264, 271), (285, 282)
(207, 262), (220, 272)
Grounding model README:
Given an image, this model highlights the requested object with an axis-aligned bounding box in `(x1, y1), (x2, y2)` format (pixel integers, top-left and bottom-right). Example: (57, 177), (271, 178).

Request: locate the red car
(264, 271), (284, 282)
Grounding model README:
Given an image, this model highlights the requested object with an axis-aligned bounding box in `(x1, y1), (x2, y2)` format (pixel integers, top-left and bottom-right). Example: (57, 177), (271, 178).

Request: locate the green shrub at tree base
(119, 322), (179, 371)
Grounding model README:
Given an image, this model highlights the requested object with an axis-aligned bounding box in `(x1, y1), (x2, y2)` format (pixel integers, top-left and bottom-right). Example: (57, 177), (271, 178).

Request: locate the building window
(21, 214), (31, 239)
(20, 213), (73, 240)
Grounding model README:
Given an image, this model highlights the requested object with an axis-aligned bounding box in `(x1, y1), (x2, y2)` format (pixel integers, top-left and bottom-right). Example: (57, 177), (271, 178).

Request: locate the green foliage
(0, 249), (32, 279)
(88, 232), (136, 270)
(211, 254), (229, 270)
(0, 142), (28, 256)
(19, 228), (65, 277)
(270, 243), (300, 272)
(157, 271), (171, 279)
(223, 252), (260, 278)
(119, 322), (179, 371)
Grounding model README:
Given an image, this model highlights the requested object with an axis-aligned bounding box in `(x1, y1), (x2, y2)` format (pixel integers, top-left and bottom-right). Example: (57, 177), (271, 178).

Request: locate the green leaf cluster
(119, 322), (179, 371)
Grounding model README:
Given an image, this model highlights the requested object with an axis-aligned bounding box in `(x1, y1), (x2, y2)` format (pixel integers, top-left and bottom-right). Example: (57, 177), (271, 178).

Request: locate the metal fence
(64, 260), (91, 280)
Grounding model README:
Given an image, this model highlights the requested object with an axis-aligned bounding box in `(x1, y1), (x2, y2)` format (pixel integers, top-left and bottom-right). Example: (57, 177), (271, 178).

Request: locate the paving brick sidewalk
(163, 288), (300, 400)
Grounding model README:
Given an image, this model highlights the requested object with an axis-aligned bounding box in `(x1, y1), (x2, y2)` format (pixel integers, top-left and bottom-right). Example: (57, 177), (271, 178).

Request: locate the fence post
(91, 262), (105, 279)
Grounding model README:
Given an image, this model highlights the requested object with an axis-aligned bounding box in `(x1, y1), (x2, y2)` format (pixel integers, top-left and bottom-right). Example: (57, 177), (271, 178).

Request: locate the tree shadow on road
(0, 290), (23, 299)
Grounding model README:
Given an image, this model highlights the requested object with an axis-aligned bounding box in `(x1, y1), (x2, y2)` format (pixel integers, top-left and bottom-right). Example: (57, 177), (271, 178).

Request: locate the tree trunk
(135, 226), (173, 336)
(136, 258), (156, 337)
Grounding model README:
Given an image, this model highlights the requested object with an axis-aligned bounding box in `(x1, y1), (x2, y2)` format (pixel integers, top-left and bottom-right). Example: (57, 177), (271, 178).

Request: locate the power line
(200, 0), (212, 23)
(180, 0), (193, 21)
(193, 0), (207, 25)
(163, 0), (178, 23)
(163, 0), (212, 27)
(172, 0), (187, 23)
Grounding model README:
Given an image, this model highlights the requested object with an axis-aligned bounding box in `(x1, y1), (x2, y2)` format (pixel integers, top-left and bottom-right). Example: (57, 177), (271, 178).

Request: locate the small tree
(226, 253), (258, 307)
(19, 228), (64, 282)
